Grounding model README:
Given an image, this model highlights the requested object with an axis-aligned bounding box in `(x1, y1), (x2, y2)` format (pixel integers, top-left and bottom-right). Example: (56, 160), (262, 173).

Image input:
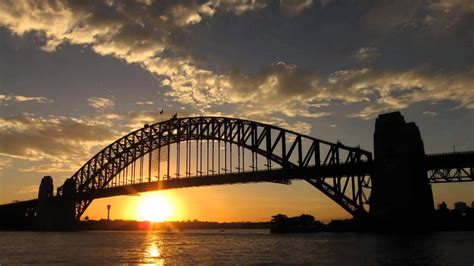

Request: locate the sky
(0, 0), (473, 222)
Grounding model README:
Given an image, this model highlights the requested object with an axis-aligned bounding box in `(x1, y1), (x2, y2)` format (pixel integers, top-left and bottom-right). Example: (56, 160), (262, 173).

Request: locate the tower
(370, 112), (434, 231)
(107, 204), (111, 220)
(35, 177), (77, 230)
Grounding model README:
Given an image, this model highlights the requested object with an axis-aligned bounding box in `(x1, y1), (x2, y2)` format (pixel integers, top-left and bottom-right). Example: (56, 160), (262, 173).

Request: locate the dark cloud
(0, 0), (472, 121)
(0, 94), (53, 105)
(279, 0), (314, 16)
(87, 97), (115, 111)
(0, 113), (117, 165)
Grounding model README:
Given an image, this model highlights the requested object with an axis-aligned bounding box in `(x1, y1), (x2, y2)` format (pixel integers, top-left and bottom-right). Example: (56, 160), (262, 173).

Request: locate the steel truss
(428, 167), (473, 183)
(425, 152), (474, 183)
(57, 117), (373, 220)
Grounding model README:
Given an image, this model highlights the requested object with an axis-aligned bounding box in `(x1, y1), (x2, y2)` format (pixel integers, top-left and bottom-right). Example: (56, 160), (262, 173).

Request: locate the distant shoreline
(2, 209), (473, 232)
(77, 213), (474, 233)
(79, 219), (271, 231)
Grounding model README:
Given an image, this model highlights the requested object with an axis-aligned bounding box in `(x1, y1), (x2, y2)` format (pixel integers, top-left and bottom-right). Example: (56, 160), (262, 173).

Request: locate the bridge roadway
(425, 151), (474, 183)
(83, 152), (473, 200)
(0, 161), (372, 211)
(425, 151), (473, 169)
(78, 161), (372, 200)
(1, 151), (472, 212)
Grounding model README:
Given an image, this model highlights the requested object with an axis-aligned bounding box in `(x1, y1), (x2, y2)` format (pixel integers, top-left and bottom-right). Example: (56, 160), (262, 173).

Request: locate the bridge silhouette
(1, 112), (473, 230)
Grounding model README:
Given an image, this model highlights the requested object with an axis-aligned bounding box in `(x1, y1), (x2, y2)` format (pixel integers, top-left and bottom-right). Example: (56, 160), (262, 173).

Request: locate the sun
(136, 193), (175, 222)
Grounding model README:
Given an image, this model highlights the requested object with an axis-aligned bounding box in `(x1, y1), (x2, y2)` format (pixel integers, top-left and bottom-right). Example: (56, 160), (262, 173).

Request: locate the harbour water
(0, 230), (473, 265)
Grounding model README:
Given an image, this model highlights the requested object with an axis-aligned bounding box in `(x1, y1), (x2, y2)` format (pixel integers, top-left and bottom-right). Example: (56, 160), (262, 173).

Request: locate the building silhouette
(454, 202), (467, 213)
(438, 201), (448, 211)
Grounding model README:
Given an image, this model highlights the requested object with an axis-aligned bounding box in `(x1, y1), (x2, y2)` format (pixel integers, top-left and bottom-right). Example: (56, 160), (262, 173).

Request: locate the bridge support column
(370, 112), (434, 231)
(35, 176), (77, 231)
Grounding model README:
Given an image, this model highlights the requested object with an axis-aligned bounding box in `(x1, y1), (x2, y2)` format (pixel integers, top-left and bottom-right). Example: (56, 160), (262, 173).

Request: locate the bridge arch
(58, 117), (373, 220)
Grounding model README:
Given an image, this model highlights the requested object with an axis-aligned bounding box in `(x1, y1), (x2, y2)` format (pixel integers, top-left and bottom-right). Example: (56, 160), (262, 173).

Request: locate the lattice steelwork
(428, 168), (473, 183)
(57, 117), (373, 220)
(425, 152), (474, 183)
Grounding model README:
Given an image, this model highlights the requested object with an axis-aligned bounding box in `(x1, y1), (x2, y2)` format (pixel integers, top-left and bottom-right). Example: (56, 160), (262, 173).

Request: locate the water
(0, 230), (473, 265)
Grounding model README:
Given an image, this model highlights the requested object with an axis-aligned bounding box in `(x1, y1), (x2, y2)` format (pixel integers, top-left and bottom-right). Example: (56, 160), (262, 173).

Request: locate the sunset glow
(0, 0), (473, 226)
(136, 193), (175, 222)
(0, 1), (473, 264)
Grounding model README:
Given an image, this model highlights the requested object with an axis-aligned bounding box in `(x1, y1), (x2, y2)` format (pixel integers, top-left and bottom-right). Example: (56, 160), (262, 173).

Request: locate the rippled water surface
(0, 230), (473, 265)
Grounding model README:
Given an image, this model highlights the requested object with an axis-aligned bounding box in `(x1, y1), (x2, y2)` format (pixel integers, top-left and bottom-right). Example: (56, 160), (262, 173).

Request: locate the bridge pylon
(35, 176), (77, 230)
(370, 112), (434, 231)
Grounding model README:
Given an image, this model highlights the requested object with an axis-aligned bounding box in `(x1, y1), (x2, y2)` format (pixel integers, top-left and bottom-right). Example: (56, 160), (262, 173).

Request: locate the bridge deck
(2, 151), (473, 212)
(424, 151), (474, 169)
(80, 162), (372, 200)
(424, 152), (474, 183)
(0, 162), (372, 211)
(0, 199), (37, 210)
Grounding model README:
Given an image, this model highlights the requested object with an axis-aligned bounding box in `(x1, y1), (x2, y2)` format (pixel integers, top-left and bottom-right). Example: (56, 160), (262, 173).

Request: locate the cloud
(354, 47), (379, 62)
(210, 0), (268, 15)
(291, 121), (312, 135)
(0, 109), (316, 174)
(279, 0), (314, 16)
(362, 0), (474, 38)
(241, 116), (313, 136)
(122, 110), (166, 129)
(87, 97), (115, 111)
(0, 0), (315, 58)
(19, 161), (82, 173)
(154, 58), (473, 119)
(0, 94), (53, 105)
(136, 101), (155, 105)
(362, 0), (425, 31)
(0, 156), (13, 170)
(423, 111), (438, 116)
(0, 113), (118, 166)
(0, 0), (472, 122)
(0, 0), (218, 58)
(0, 110), (184, 173)
(344, 68), (474, 118)
(150, 60), (336, 118)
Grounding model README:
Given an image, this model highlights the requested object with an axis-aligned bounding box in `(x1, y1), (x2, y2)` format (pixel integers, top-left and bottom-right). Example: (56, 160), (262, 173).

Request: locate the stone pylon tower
(370, 112), (434, 231)
(36, 176), (77, 230)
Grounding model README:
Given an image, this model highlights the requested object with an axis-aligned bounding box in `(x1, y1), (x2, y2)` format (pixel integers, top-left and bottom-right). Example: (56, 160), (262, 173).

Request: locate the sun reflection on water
(149, 242), (161, 257)
(144, 235), (164, 265)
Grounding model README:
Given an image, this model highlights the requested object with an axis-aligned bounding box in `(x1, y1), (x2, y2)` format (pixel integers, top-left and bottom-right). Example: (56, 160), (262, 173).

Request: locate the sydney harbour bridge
(1, 112), (473, 230)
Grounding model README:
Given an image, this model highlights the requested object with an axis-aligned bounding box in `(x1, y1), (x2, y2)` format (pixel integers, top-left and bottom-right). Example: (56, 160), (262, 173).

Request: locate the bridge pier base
(35, 176), (77, 231)
(370, 112), (434, 231)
